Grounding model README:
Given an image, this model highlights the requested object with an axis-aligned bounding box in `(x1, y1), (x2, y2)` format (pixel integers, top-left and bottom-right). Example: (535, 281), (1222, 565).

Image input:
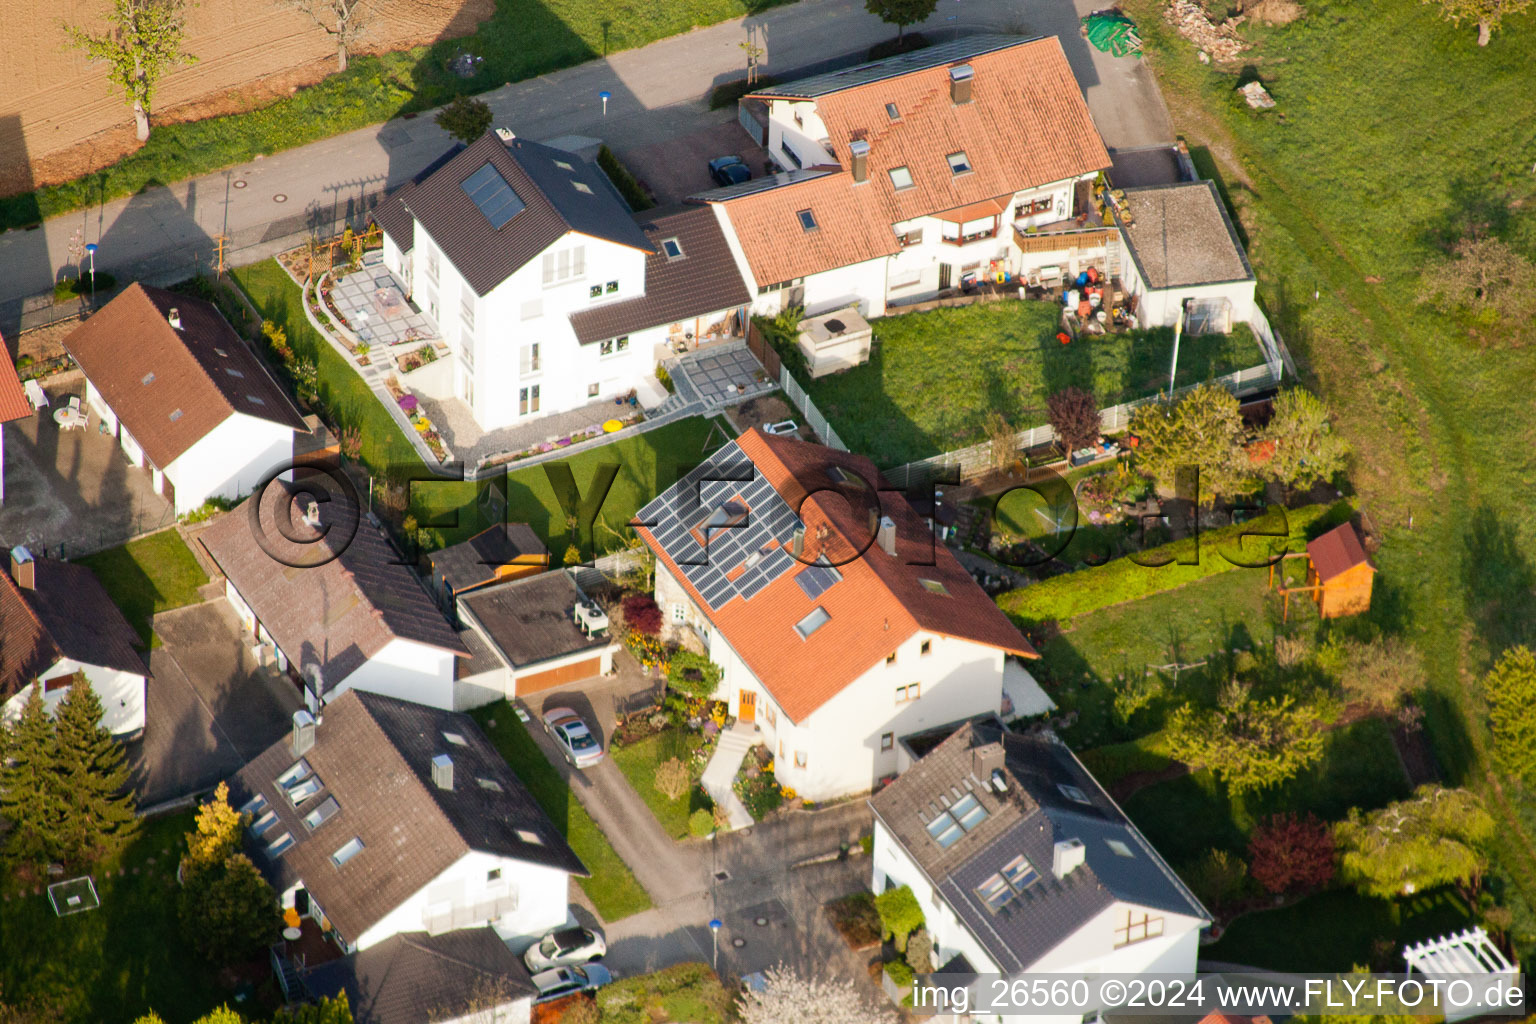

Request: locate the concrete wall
(332, 637), (459, 711)
(1117, 249), (1256, 330)
(1, 657), (147, 738)
(164, 412), (296, 516)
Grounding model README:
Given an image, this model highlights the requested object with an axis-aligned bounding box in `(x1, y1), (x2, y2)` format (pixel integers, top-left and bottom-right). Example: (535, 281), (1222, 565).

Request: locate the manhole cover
(273, 193), (288, 203)
(714, 871), (730, 882)
(232, 180), (248, 189)
(732, 937), (746, 948)
(754, 917), (768, 926)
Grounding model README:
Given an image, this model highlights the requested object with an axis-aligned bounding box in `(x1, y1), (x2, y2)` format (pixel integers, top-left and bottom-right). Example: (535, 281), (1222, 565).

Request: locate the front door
(739, 690), (756, 724)
(938, 263), (953, 291)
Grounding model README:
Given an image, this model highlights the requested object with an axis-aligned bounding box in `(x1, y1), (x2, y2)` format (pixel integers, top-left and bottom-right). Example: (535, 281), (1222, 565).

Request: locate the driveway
(619, 119), (773, 206)
(126, 599), (304, 807)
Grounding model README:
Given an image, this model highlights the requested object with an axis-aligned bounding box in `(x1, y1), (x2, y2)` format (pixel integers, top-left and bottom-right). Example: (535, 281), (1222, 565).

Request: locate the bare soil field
(0, 0), (492, 195)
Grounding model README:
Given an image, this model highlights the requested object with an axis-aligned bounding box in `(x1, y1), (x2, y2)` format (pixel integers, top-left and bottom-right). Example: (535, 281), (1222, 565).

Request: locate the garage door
(516, 657), (602, 695)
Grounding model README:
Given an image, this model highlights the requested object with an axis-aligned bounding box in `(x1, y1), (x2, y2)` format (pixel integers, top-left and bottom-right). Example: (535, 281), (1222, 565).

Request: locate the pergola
(1402, 927), (1516, 1022)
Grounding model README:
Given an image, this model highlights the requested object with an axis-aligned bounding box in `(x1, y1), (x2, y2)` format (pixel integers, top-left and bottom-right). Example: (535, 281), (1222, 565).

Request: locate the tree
(1420, 0), (1531, 44)
(181, 782), (246, 882)
(737, 964), (895, 1024)
(65, 0), (196, 142)
(1316, 635), (1426, 712)
(863, 0), (936, 42)
(1482, 645), (1536, 784)
(1247, 813), (1335, 896)
(1163, 684), (1324, 794)
(52, 680), (138, 865)
(274, 994), (353, 1023)
(1180, 848), (1249, 914)
(667, 650), (722, 699)
(285, 0), (369, 72)
(1260, 389), (1349, 490)
(1, 689), (65, 869)
(191, 1009), (244, 1024)
(984, 411), (1016, 473)
(1334, 786), (1494, 898)
(1047, 386), (1101, 454)
(180, 851), (281, 965)
(1418, 237), (1536, 326)
(1130, 384), (1252, 503)
(435, 96), (493, 145)
(621, 594), (662, 636)
(905, 926), (935, 974)
(653, 757), (691, 801)
(873, 884), (924, 953)
(687, 807), (716, 837)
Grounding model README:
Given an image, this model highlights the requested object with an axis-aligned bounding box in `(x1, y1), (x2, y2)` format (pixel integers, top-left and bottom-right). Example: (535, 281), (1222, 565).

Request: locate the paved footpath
(0, 0), (1172, 323)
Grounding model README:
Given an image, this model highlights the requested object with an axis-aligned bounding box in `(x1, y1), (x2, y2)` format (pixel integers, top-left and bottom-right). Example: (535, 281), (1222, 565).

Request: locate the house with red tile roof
(0, 329), (34, 505)
(633, 428), (1052, 801)
(693, 36), (1112, 319)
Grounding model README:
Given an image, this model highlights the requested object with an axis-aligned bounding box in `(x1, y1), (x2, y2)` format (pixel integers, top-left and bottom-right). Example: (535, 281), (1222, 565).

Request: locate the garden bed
(825, 891), (882, 951)
(733, 743), (786, 820)
(609, 727), (716, 840)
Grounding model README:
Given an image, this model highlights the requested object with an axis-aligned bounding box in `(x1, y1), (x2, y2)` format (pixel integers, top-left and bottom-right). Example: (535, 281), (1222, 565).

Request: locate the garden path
(700, 722), (757, 831)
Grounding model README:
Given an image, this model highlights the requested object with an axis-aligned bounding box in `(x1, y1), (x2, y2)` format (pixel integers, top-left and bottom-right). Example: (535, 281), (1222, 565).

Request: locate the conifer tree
(0, 688), (66, 868)
(53, 677), (138, 864)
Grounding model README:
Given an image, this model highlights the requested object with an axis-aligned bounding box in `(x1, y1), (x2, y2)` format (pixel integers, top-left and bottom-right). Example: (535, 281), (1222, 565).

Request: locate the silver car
(532, 963), (613, 1003)
(524, 925), (607, 972)
(543, 707), (604, 769)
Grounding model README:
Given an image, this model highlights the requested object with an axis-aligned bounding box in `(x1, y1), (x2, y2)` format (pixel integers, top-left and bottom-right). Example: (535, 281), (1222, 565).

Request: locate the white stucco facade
(1, 658), (146, 739)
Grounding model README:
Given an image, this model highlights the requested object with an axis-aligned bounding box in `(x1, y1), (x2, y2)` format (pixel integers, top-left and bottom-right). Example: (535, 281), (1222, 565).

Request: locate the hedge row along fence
(997, 500), (1354, 628)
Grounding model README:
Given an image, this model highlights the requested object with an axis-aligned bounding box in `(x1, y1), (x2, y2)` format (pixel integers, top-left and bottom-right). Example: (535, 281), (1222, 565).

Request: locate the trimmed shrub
(621, 594), (662, 635)
(687, 807), (716, 837)
(597, 145), (655, 212)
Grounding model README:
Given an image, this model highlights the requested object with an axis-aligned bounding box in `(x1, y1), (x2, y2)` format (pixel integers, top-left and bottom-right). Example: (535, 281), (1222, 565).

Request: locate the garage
(457, 571), (617, 700)
(516, 656), (604, 695)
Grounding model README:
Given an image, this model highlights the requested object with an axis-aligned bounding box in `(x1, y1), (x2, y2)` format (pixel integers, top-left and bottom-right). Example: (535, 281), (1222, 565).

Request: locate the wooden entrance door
(938, 263), (953, 291)
(739, 690), (756, 724)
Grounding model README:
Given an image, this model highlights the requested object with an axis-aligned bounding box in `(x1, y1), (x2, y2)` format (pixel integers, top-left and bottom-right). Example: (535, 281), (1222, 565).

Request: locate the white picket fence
(779, 370), (852, 452)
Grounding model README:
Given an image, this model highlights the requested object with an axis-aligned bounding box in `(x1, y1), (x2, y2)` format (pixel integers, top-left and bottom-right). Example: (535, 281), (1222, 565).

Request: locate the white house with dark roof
(869, 718), (1209, 1022)
(62, 283), (308, 515)
(229, 691), (587, 955)
(370, 131), (749, 431)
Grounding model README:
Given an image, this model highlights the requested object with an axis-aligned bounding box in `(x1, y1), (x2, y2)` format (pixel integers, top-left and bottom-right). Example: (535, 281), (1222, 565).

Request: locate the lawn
(76, 528), (209, 648)
(0, 812), (231, 1024)
(470, 703), (652, 921)
(803, 302), (1263, 466)
(0, 0), (798, 230)
(1118, 0), (1536, 944)
(595, 962), (733, 1024)
(610, 729), (714, 839)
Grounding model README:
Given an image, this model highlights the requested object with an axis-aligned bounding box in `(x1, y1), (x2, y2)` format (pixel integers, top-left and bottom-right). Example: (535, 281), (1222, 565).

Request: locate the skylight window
(516, 828), (545, 845)
(573, 181), (593, 194)
(302, 795), (340, 831)
(226, 368), (244, 378)
(797, 209), (818, 231)
(1058, 784), (1091, 804)
(331, 836), (364, 867)
(926, 793), (989, 848)
(141, 372), (156, 385)
(250, 810), (281, 838)
(553, 159), (574, 171)
(1107, 839), (1135, 857)
(168, 409), (183, 422)
(265, 831), (296, 858)
(919, 578), (949, 596)
(888, 166), (914, 190)
(239, 794), (269, 818)
(248, 396), (265, 405)
(699, 500), (749, 540)
(277, 759), (312, 787)
(661, 238), (684, 259)
(947, 151), (973, 176)
(460, 163), (526, 229)
(214, 347), (228, 357)
(477, 777), (504, 792)
(976, 855), (1040, 911)
(885, 102), (900, 120)
(287, 775), (323, 805)
(443, 731), (468, 746)
(795, 606), (831, 640)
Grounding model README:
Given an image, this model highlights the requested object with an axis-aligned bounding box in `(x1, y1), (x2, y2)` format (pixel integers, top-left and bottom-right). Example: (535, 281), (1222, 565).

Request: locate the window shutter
(542, 253), (555, 285)
(572, 245), (585, 277)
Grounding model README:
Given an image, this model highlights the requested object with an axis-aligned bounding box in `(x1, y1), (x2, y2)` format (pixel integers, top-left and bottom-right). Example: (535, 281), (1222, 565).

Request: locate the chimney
(949, 64), (974, 105)
(877, 516), (897, 556)
(1053, 838), (1086, 879)
(867, 507), (879, 536)
(167, 307), (183, 330)
(495, 127), (516, 143)
(10, 546), (35, 590)
(290, 709), (316, 758)
(790, 526), (805, 558)
(971, 743), (1004, 782)
(849, 139), (870, 183)
(432, 753), (454, 791)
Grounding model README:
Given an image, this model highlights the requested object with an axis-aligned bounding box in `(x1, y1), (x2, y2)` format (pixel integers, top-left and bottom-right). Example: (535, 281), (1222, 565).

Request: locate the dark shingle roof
(0, 555), (148, 699)
(302, 928), (535, 1024)
(459, 571), (610, 670)
(567, 206), (752, 344)
(371, 143), (467, 252)
(404, 132), (652, 297)
(1116, 181), (1254, 289)
(429, 523), (549, 595)
(228, 690), (586, 942)
(747, 35), (1032, 98)
(61, 284), (307, 469)
(870, 719), (1208, 972)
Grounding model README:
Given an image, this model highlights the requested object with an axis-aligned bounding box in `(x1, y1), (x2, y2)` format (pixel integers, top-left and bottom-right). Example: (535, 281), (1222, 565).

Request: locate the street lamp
(599, 90), (611, 116)
(85, 243), (98, 309)
(708, 918), (722, 972)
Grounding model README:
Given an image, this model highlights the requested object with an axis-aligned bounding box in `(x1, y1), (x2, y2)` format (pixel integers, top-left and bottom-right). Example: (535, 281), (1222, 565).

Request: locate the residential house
(869, 717), (1209, 1021)
(633, 428), (1052, 801)
(427, 522), (549, 620)
(371, 132), (750, 431)
(698, 36), (1112, 318)
(300, 927), (537, 1024)
(0, 329), (32, 505)
(62, 283), (309, 515)
(229, 691), (587, 954)
(458, 570), (617, 701)
(199, 474), (475, 711)
(0, 546), (148, 739)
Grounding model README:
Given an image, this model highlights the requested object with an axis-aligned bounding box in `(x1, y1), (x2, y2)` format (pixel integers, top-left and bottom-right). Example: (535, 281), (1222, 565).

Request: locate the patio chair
(66, 396), (82, 415)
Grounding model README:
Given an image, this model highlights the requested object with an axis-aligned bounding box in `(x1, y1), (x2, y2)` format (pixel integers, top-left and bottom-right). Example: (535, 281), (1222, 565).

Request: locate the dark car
(532, 963), (613, 1003)
(708, 155), (752, 188)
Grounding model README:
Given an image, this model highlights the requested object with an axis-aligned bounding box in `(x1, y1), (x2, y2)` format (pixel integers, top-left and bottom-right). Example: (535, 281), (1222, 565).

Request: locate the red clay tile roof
(708, 36), (1109, 285)
(636, 430), (1035, 722)
(0, 330), (31, 423)
(1307, 522), (1373, 582)
(0, 555), (148, 700)
(61, 284), (307, 470)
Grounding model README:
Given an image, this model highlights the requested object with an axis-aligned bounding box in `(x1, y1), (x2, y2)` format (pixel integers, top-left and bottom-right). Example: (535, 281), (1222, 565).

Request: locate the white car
(524, 925), (607, 972)
(543, 707), (604, 769)
(532, 963), (613, 1004)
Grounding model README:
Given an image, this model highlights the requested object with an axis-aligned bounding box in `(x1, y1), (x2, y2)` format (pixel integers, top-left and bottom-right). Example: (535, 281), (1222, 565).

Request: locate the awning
(934, 197), (1009, 223)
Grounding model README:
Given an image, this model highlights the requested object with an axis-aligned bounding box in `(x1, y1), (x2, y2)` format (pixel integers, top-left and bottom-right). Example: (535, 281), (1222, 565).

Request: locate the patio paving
(416, 392), (648, 466)
(328, 264), (437, 347)
(677, 344), (775, 407)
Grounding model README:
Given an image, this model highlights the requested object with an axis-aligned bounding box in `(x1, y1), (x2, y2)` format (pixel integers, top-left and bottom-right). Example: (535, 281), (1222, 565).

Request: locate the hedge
(997, 501), (1353, 627)
(597, 145), (655, 212)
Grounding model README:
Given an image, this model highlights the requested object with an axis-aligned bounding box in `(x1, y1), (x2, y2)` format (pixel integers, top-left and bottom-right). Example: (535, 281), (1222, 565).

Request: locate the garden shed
(1305, 521), (1375, 619)
(796, 306), (872, 378)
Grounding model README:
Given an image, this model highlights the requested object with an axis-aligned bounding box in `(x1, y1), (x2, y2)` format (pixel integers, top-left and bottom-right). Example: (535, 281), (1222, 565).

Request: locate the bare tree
(287, 0), (368, 72)
(1420, 0), (1531, 45)
(1418, 236), (1536, 331)
(738, 965), (895, 1024)
(66, 0), (197, 142)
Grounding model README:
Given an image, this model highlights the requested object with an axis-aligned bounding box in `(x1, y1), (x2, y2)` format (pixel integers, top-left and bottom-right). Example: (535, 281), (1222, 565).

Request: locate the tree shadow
(1422, 176), (1513, 251)
(1459, 503), (1536, 655)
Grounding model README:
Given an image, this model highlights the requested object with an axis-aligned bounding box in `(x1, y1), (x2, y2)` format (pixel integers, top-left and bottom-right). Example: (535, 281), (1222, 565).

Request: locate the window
(239, 794), (269, 818)
(794, 606), (830, 639)
(265, 832), (296, 858)
(1107, 839), (1135, 857)
(460, 163), (525, 228)
(886, 652), (897, 665)
(1114, 911), (1164, 947)
(888, 166), (914, 190)
(331, 837), (364, 867)
(599, 336), (630, 357)
(225, 368), (244, 378)
(976, 854), (1041, 911)
(518, 385), (541, 415)
(662, 238), (684, 259)
(520, 343), (541, 375)
(250, 810), (281, 838)
(797, 209), (818, 232)
(895, 227), (923, 248)
(881, 732), (894, 752)
(168, 409), (183, 422)
(896, 683), (921, 704)
(920, 640), (932, 656)
(287, 775), (323, 805)
(214, 348), (228, 358)
(919, 578), (949, 596)
(885, 102), (900, 120)
(794, 750), (808, 768)
(554, 159), (574, 171)
(757, 277), (803, 295)
(487, 868), (502, 882)
(248, 396), (266, 406)
(277, 759), (313, 789)
(521, 299), (543, 320)
(141, 371), (156, 385)
(425, 244), (440, 284)
(1016, 196), (1053, 218)
(573, 181), (593, 194)
(541, 245), (585, 285)
(946, 151), (973, 176)
(588, 383), (600, 397)
(460, 292), (476, 333)
(442, 731), (468, 746)
(606, 280), (618, 294)
(590, 284), (603, 298)
(42, 674), (72, 694)
(926, 793), (988, 849)
(1058, 784), (1091, 804)
(477, 777), (503, 791)
(516, 828), (544, 845)
(671, 603), (686, 624)
(302, 795), (340, 831)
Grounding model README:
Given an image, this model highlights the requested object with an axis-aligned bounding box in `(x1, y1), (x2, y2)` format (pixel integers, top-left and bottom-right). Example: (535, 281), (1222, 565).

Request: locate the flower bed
(487, 413), (647, 466)
(733, 744), (785, 820)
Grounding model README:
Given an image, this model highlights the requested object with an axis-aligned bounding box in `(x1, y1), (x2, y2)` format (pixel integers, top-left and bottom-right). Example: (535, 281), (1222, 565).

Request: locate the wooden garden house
(1304, 522), (1375, 619)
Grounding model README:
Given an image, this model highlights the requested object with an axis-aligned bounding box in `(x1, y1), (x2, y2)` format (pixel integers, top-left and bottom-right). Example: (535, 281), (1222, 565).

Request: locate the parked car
(532, 963), (613, 1004)
(708, 155), (752, 187)
(524, 925), (608, 972)
(543, 707), (604, 768)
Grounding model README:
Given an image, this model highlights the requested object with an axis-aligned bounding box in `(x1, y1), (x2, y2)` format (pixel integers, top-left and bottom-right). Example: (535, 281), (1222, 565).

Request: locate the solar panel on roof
(795, 563), (842, 600)
(461, 163), (525, 229)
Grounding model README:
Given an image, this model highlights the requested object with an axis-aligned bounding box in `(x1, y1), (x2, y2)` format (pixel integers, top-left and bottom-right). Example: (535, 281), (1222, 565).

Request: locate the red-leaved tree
(621, 594), (662, 636)
(1047, 387), (1101, 453)
(1248, 812), (1335, 896)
